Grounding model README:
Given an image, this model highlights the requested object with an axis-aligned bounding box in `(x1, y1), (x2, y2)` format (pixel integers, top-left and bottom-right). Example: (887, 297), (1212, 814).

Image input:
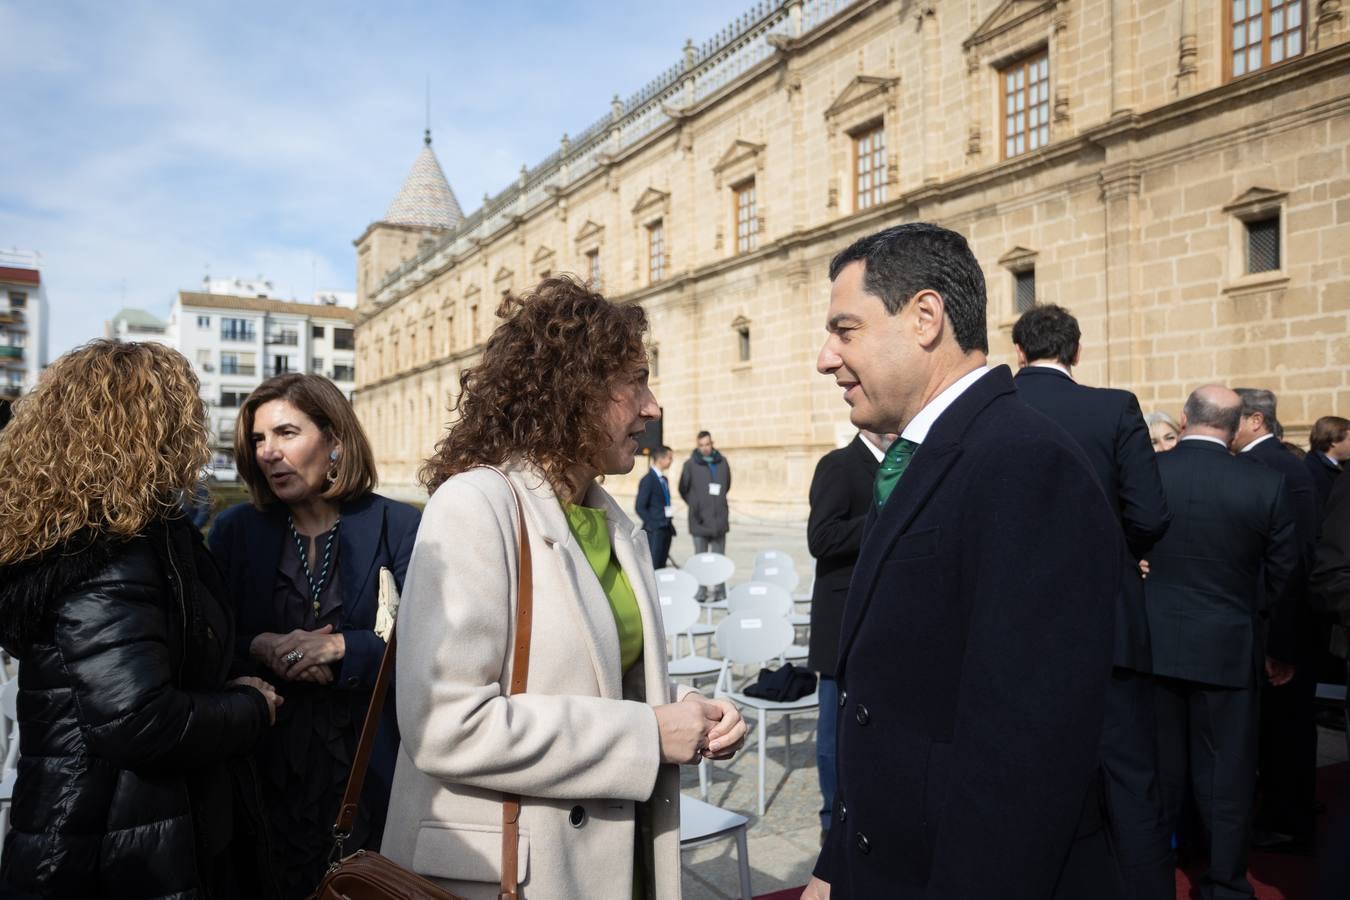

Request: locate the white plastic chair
(753, 549), (796, 572)
(714, 612), (819, 816)
(726, 582), (793, 619)
(661, 594), (721, 683)
(752, 563), (800, 594)
(680, 794), (753, 899)
(683, 552), (735, 613)
(656, 568), (715, 653)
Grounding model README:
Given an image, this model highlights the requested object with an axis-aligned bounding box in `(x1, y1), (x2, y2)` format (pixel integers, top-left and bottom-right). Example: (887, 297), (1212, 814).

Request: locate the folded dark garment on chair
(741, 662), (817, 702)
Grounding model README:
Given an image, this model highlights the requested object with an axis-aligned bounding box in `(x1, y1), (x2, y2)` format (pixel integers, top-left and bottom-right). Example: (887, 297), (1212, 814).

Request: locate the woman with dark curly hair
(0, 340), (281, 899)
(381, 276), (746, 899)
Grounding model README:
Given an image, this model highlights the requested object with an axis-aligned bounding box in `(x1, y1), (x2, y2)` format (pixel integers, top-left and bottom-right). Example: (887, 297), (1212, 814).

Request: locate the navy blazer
(634, 467), (676, 535)
(208, 492), (421, 691)
(1145, 440), (1298, 687)
(1014, 365), (1171, 672)
(814, 366), (1121, 900)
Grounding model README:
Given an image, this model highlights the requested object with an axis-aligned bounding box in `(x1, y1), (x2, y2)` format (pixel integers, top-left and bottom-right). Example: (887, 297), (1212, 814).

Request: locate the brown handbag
(311, 469), (534, 900)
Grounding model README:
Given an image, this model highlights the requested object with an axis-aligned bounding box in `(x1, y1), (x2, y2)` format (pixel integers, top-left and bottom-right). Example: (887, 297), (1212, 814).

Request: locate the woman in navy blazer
(209, 373), (420, 899)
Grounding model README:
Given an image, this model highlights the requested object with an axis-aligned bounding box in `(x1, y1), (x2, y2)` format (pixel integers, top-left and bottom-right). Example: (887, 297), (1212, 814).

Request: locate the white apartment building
(168, 288), (357, 464)
(0, 249), (50, 402)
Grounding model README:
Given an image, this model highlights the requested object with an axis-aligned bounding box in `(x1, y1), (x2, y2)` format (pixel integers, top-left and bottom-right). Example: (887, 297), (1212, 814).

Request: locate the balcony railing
(0, 309), (24, 324)
(0, 346), (23, 359)
(220, 330), (256, 343)
(0, 383), (20, 399)
(220, 364), (257, 376)
(266, 332), (299, 346)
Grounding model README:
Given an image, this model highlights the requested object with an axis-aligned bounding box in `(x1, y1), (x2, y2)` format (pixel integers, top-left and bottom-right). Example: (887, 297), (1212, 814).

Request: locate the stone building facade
(354, 0), (1350, 515)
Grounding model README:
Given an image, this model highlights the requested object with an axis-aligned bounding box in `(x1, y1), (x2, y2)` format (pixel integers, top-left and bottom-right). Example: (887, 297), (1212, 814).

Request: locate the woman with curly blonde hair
(0, 340), (281, 899)
(382, 276), (746, 899)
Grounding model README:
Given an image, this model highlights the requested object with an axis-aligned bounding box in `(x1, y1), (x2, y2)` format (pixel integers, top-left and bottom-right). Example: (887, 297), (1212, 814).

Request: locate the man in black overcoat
(1232, 388), (1320, 852)
(806, 429), (888, 839)
(1012, 304), (1173, 900)
(1145, 385), (1298, 900)
(802, 224), (1121, 900)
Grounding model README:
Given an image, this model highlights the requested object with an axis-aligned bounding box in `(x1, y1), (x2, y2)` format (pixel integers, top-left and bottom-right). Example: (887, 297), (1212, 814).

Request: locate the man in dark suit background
(806, 429), (889, 841)
(635, 444), (676, 568)
(1232, 388), (1320, 852)
(1146, 384), (1298, 900)
(1012, 304), (1173, 900)
(803, 223), (1120, 900)
(1307, 415), (1349, 513)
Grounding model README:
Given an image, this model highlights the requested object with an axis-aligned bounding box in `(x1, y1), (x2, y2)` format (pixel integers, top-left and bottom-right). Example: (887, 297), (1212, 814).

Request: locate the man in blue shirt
(636, 445), (677, 568)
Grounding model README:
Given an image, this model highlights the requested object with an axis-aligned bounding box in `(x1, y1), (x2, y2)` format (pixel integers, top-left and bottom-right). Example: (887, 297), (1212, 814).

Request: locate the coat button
(856, 832), (870, 854)
(838, 690), (847, 708)
(855, 704), (870, 725)
(838, 801), (848, 823)
(569, 805), (586, 827)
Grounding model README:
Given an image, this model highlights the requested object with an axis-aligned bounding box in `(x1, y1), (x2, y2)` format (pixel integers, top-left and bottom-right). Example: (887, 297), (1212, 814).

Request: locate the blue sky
(0, 1), (740, 357)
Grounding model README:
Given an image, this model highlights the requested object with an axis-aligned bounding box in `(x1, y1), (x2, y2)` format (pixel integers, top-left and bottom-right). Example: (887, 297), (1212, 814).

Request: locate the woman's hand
(654, 699), (717, 764)
(228, 675), (284, 725)
(273, 624), (346, 680)
(690, 695), (746, 760)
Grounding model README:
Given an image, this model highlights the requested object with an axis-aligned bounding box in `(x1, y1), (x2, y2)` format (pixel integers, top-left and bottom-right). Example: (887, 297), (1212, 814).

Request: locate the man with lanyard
(678, 431), (731, 601)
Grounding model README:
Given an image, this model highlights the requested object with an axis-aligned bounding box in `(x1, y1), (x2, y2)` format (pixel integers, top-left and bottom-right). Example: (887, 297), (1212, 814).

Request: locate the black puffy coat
(0, 517), (275, 899)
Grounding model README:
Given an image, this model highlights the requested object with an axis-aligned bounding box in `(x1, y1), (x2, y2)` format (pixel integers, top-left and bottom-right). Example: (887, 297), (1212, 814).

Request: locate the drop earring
(326, 448), (339, 484)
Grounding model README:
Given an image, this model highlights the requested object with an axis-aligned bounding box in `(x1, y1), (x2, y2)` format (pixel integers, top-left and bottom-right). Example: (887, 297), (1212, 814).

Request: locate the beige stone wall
(353, 0), (1350, 515)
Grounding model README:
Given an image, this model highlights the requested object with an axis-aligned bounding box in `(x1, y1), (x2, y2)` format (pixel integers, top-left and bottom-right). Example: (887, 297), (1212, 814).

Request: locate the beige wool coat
(381, 460), (692, 900)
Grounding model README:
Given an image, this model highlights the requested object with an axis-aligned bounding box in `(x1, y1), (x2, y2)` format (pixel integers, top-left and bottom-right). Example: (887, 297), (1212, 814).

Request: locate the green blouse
(562, 502), (644, 674)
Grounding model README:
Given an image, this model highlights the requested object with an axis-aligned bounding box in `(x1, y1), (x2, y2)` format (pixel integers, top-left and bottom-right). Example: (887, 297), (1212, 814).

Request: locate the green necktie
(874, 438), (919, 508)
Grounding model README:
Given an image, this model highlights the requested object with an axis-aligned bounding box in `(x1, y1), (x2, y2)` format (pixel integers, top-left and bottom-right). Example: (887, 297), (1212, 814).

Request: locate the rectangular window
(196, 315), (211, 328)
(311, 357), (324, 374)
(332, 327), (354, 350)
(650, 345), (660, 379)
(470, 304), (480, 342)
(1230, 0), (1304, 79)
(220, 318), (256, 343)
(272, 355), (290, 376)
(853, 123), (886, 211)
(219, 352), (256, 376)
(648, 221), (666, 284)
(735, 180), (758, 254)
(332, 363), (355, 382)
(218, 390), (250, 408)
(311, 325), (325, 340)
(266, 328), (298, 346)
(8, 292), (27, 309)
(1246, 216), (1281, 273)
(737, 325), (751, 362)
(1014, 269), (1037, 313)
(586, 249), (601, 290)
(1002, 51), (1050, 159)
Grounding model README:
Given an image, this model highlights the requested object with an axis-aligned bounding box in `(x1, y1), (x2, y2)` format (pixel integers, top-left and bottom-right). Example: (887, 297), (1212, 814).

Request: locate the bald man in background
(1144, 384), (1298, 900)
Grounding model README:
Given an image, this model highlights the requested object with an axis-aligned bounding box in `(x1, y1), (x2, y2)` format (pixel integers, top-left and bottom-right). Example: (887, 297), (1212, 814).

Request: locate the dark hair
(656, 445), (672, 457)
(696, 431), (712, 441)
(421, 276), (648, 495)
(1311, 416), (1350, 453)
(1182, 388), (1242, 441)
(1012, 304), (1080, 366)
(1234, 387), (1280, 436)
(235, 373), (377, 508)
(828, 222), (988, 354)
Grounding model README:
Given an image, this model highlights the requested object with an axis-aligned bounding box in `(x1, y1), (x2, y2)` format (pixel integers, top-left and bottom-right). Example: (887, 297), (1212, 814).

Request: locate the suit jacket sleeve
(1312, 474), (1350, 617)
(55, 559), (268, 770)
(337, 508), (419, 691)
(807, 452), (866, 561)
(1264, 479), (1302, 662)
(1113, 394), (1171, 559)
(927, 444), (1117, 899)
(395, 476), (662, 802)
(635, 472), (657, 527)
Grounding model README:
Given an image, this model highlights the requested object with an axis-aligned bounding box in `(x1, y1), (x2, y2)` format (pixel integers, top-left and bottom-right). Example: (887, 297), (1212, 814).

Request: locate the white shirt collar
(859, 433), (886, 462)
(1180, 434), (1231, 449)
(1028, 360), (1073, 377)
(901, 366), (990, 445)
(1239, 433), (1277, 453)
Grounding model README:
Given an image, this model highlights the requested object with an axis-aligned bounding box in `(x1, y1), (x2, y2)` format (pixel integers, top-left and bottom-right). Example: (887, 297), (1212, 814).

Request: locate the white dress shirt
(1239, 432), (1277, 454)
(901, 365), (991, 445)
(860, 432), (886, 462)
(1179, 434), (1231, 449)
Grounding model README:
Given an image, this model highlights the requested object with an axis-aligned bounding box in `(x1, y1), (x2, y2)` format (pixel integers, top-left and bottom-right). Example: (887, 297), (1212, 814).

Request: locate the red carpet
(756, 763), (1348, 900)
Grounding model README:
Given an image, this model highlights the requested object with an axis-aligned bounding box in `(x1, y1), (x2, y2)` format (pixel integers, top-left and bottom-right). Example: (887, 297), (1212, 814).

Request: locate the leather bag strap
(332, 615), (397, 842)
(498, 471), (532, 900)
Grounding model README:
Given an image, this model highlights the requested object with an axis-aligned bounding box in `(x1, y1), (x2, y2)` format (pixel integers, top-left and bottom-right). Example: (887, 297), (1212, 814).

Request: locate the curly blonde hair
(0, 340), (210, 567)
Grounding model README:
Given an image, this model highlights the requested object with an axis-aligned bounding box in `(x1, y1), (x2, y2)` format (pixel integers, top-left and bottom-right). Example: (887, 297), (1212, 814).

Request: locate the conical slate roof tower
(383, 130), (463, 230)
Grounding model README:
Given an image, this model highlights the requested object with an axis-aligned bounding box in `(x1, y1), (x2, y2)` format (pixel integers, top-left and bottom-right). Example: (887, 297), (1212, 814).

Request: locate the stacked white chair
(655, 568), (714, 655)
(713, 611), (820, 816)
(660, 592), (721, 683)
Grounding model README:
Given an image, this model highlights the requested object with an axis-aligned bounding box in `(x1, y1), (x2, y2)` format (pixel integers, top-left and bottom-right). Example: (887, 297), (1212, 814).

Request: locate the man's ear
(1071, 345), (1081, 368)
(912, 290), (946, 350)
(1014, 345), (1028, 368)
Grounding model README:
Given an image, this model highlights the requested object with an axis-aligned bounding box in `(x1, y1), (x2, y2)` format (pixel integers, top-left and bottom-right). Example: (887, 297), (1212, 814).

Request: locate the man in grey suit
(1146, 384), (1298, 900)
